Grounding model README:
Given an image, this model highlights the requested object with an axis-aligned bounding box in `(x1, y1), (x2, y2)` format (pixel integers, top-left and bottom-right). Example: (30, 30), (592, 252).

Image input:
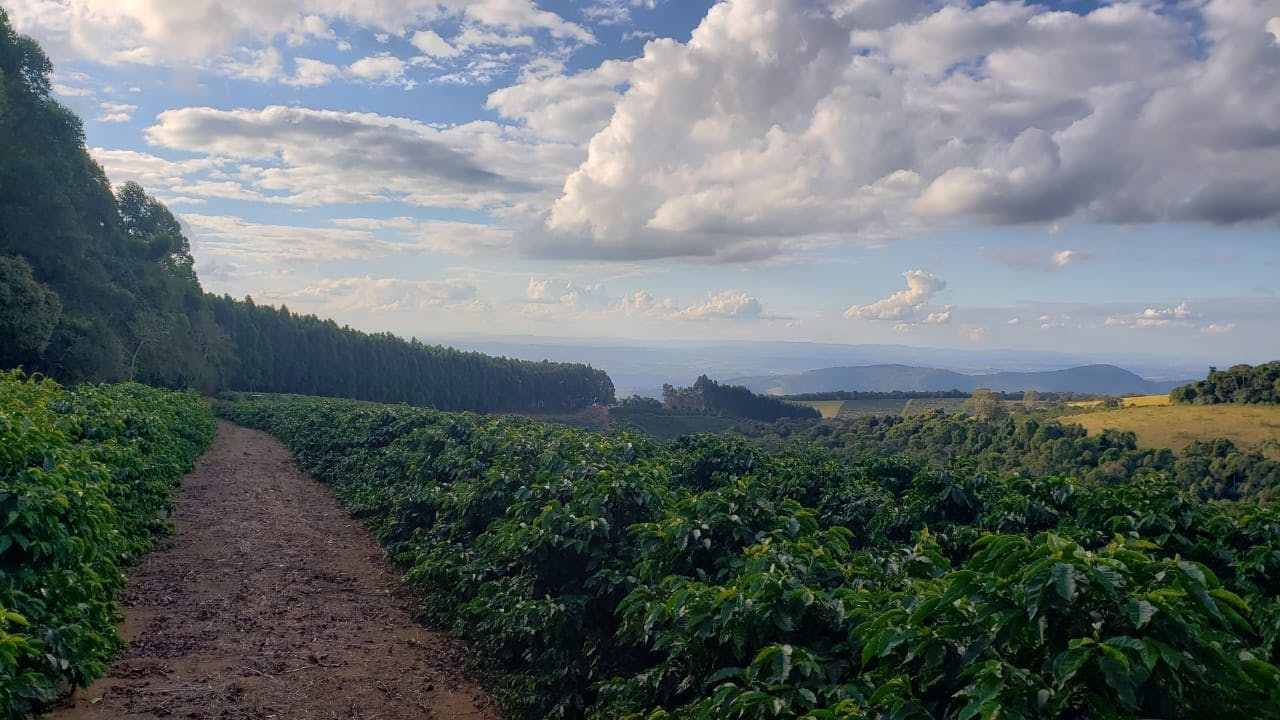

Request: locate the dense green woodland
(0, 11), (224, 390)
(611, 377), (819, 438)
(1171, 362), (1280, 405)
(0, 12), (613, 413)
(0, 372), (214, 716)
(662, 376), (820, 422)
(223, 394), (1280, 719)
(733, 412), (1280, 504)
(206, 295), (613, 412)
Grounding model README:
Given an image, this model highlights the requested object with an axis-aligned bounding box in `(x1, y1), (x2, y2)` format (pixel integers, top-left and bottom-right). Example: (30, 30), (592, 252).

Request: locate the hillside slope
(731, 363), (1185, 395)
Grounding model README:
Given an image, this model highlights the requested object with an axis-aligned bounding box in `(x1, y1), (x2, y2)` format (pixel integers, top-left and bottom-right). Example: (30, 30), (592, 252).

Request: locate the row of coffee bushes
(1, 372), (214, 715)
(222, 394), (1280, 719)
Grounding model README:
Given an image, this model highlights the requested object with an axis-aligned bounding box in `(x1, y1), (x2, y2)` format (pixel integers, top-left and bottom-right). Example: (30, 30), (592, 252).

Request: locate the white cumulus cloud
(5, 0), (592, 64)
(845, 270), (950, 324)
(532, 0), (1280, 261)
(1105, 302), (1196, 328)
(1201, 323), (1238, 334)
(97, 101), (138, 123)
(1051, 250), (1086, 268)
(675, 290), (765, 320)
(348, 53), (407, 85)
(411, 29), (459, 57)
(524, 277), (611, 311)
(287, 57), (342, 87)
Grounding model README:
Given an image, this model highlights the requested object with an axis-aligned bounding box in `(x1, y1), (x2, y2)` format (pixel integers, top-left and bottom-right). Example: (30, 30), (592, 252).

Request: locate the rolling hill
(730, 363), (1188, 396)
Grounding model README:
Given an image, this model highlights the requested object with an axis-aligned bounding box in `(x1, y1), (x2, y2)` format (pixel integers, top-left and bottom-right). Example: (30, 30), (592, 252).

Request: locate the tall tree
(963, 388), (1008, 422)
(0, 255), (59, 366)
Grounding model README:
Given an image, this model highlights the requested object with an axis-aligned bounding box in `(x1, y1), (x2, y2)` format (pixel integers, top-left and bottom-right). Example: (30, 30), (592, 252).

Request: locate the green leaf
(1052, 562), (1077, 603)
(1127, 599), (1155, 629)
(1178, 560), (1206, 586)
(868, 678), (906, 706)
(1188, 582), (1222, 621)
(1207, 588), (1250, 614)
(1052, 646), (1091, 685)
(0, 611), (28, 626)
(751, 644), (792, 685)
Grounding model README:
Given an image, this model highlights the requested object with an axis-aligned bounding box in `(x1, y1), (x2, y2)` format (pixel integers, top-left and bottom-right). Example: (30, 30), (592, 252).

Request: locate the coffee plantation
(0, 372), (214, 716)
(221, 394), (1280, 719)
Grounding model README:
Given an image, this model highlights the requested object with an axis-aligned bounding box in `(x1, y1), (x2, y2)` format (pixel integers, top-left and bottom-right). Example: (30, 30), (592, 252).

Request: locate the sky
(8, 0), (1280, 363)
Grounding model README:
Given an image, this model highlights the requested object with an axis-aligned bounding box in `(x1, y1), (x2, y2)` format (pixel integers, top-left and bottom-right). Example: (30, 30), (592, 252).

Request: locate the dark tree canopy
(1171, 362), (1280, 405)
(662, 375), (820, 421)
(0, 255), (59, 362)
(206, 295), (614, 413)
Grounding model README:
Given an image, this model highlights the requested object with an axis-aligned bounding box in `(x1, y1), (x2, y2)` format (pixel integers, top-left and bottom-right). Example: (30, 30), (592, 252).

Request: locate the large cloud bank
(526, 0), (1280, 260)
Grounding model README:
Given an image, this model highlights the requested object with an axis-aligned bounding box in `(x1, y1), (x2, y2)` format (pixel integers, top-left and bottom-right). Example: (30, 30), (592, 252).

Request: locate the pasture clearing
(1071, 403), (1280, 459)
(793, 399), (846, 418)
(792, 397), (972, 419)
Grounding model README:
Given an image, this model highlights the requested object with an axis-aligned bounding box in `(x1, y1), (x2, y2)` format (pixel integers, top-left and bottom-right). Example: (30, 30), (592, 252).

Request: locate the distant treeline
(781, 389), (1104, 402)
(782, 389), (969, 401)
(735, 411), (1280, 503)
(0, 14), (613, 414)
(1172, 362), (1280, 405)
(661, 375), (820, 422)
(207, 296), (613, 413)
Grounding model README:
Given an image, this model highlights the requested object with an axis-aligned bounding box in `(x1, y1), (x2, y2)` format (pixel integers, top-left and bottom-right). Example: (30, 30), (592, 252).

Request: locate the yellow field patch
(794, 400), (846, 418)
(1068, 394), (1171, 409)
(1068, 399), (1103, 408)
(1121, 394), (1171, 407)
(1071, 404), (1280, 459)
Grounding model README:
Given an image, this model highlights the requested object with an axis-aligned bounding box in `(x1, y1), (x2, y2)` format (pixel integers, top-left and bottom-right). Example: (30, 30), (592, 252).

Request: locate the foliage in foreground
(0, 372), (214, 716)
(222, 394), (1280, 719)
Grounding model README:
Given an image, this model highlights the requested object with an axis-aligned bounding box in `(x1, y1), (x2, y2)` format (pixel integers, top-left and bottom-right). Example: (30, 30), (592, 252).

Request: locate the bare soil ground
(44, 420), (495, 720)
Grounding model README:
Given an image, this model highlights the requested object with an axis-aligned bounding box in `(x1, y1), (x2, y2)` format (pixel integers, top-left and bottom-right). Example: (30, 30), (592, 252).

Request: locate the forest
(1171, 362), (1280, 405)
(206, 295), (614, 412)
(221, 393), (1280, 720)
(661, 376), (820, 422)
(0, 9), (612, 413)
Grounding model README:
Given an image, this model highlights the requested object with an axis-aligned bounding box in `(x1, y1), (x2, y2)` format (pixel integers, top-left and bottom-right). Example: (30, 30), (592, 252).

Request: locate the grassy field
(1069, 394), (1172, 409)
(1070, 404), (1280, 459)
(901, 398), (971, 416)
(796, 400), (846, 418)
(1122, 394), (1172, 407)
(793, 397), (970, 419)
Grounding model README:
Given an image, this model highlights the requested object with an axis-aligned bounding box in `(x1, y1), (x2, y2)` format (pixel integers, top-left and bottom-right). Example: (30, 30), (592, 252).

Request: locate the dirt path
(45, 420), (495, 720)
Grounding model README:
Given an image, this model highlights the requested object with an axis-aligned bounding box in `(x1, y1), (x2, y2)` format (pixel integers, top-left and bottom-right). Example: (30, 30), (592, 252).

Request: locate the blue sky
(9, 0), (1279, 363)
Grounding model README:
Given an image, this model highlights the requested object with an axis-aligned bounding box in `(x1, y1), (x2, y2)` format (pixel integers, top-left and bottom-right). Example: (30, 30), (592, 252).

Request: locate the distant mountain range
(443, 337), (1217, 398)
(728, 364), (1191, 396)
